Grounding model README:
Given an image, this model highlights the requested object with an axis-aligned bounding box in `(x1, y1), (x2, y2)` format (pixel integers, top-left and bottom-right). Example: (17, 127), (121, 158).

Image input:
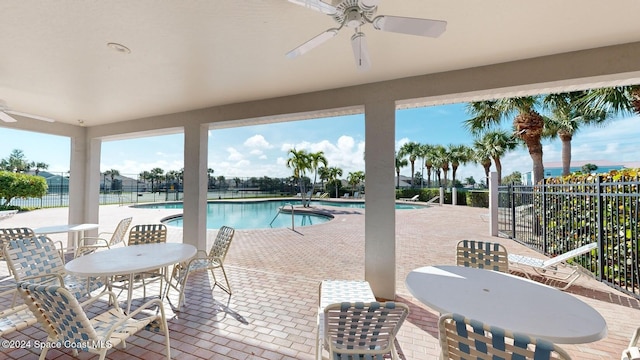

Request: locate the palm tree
(347, 171), (365, 193)
(286, 148), (312, 206)
(326, 166), (343, 198)
(309, 151), (328, 194)
(466, 97), (546, 184)
(150, 167), (164, 192)
(318, 166), (330, 191)
(207, 168), (215, 189)
(471, 141), (493, 187)
(542, 91), (610, 176)
(139, 171), (151, 191)
(472, 130), (517, 185)
(398, 141), (422, 188)
(395, 153), (408, 189)
(104, 169), (120, 191)
(431, 145), (449, 187)
(422, 144), (438, 188)
(32, 161), (48, 176)
(447, 144), (472, 187)
(578, 85), (640, 117)
(419, 144), (434, 188)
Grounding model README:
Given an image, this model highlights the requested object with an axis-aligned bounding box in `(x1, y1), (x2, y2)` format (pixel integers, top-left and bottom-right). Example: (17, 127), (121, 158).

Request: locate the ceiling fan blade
(351, 32), (371, 71)
(358, 0), (381, 9)
(286, 28), (339, 58)
(287, 0), (337, 15)
(6, 110), (55, 123)
(0, 111), (18, 123)
(373, 15), (447, 38)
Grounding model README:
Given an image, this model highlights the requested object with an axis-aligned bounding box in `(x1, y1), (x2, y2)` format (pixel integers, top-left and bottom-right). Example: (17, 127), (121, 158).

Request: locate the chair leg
(212, 265), (232, 295)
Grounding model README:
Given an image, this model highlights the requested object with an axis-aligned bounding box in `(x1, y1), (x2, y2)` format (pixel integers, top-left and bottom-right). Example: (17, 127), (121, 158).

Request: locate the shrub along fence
(499, 169), (640, 299)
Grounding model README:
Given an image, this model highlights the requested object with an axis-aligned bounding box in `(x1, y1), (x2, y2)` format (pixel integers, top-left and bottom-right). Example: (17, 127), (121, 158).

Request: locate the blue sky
(1, 102), (639, 183)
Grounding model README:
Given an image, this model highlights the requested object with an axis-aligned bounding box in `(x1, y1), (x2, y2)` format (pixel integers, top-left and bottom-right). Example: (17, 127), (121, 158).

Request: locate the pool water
(151, 201), (330, 230)
(139, 199), (426, 230)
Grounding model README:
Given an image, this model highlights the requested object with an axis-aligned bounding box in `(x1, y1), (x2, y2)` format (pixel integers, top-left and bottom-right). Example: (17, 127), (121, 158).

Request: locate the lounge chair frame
(622, 326), (640, 360)
(508, 242), (597, 290)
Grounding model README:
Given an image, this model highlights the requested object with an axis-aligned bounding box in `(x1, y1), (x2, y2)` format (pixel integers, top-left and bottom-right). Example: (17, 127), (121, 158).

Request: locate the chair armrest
(79, 289), (119, 309)
(630, 326), (640, 348)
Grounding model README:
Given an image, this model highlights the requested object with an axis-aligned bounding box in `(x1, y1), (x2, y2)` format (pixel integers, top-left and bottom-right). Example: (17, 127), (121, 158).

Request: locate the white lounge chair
(508, 242), (597, 290)
(342, 193), (350, 199)
(400, 194), (419, 202)
(622, 326), (640, 360)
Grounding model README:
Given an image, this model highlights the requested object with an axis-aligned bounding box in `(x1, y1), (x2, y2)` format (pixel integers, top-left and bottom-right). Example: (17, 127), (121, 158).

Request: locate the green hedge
(395, 187), (483, 206)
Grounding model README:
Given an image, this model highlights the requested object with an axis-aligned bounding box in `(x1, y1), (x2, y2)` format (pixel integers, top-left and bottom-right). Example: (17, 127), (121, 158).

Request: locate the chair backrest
(439, 313), (572, 360)
(541, 242), (598, 268)
(324, 301), (409, 357)
(4, 235), (65, 283)
(456, 240), (509, 273)
(209, 226), (235, 261)
(109, 217), (133, 247)
(0, 227), (35, 260)
(16, 282), (98, 347)
(128, 224), (167, 245)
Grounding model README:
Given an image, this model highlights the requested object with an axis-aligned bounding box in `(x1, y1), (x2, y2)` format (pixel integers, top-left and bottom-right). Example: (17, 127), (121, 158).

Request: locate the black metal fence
(2, 173), (308, 208)
(499, 178), (640, 299)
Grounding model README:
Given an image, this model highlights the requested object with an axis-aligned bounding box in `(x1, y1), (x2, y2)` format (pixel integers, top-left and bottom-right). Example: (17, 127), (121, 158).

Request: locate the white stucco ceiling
(1, 0), (640, 128)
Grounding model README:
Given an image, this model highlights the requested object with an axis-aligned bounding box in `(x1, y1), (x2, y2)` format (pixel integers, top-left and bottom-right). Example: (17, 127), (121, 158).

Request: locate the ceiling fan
(286, 0), (447, 71)
(0, 99), (55, 123)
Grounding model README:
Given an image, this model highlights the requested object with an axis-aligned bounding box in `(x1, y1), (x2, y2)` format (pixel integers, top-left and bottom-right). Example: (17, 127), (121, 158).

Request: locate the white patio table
(33, 223), (99, 254)
(65, 242), (197, 313)
(405, 265), (607, 344)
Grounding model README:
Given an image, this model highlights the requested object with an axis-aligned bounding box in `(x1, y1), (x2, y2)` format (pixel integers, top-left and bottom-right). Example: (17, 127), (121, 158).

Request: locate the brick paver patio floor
(1, 201), (639, 359)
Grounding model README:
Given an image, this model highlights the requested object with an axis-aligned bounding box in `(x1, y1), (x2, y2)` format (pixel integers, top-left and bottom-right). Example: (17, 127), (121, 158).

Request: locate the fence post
(510, 185), (516, 238)
(541, 182), (547, 254)
(596, 176), (603, 282)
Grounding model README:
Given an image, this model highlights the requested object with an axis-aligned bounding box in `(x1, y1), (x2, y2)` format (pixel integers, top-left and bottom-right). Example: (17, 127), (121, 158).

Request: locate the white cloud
(244, 134), (272, 149)
(226, 147), (244, 161)
(395, 137), (409, 152)
(249, 149), (264, 156)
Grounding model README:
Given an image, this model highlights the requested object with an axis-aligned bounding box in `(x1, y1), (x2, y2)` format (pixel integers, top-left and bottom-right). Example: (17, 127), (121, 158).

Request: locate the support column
(489, 171), (499, 236)
(68, 130), (101, 228)
(182, 123), (209, 250)
(364, 100), (396, 300)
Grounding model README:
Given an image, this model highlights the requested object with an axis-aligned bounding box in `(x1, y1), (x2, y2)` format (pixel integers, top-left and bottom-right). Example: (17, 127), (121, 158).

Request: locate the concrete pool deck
(1, 202), (639, 359)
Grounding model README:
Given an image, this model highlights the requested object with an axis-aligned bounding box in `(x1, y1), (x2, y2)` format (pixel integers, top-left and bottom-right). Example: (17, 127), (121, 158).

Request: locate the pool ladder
(269, 203), (294, 231)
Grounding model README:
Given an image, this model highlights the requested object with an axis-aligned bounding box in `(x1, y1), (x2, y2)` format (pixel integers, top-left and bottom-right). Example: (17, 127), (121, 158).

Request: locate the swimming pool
(140, 200), (331, 230)
(138, 199), (426, 230)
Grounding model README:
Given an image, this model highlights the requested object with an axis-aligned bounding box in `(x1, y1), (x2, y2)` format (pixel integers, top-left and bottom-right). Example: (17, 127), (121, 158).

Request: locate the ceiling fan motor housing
(332, 0), (377, 26)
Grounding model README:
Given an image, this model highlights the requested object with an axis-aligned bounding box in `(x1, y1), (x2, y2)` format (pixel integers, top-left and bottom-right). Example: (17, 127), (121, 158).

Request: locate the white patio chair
(75, 217), (132, 257)
(456, 240), (509, 273)
(17, 281), (171, 360)
(3, 235), (104, 304)
(508, 242), (597, 290)
(324, 301), (409, 360)
(165, 225), (234, 309)
(110, 224), (168, 300)
(439, 313), (572, 359)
